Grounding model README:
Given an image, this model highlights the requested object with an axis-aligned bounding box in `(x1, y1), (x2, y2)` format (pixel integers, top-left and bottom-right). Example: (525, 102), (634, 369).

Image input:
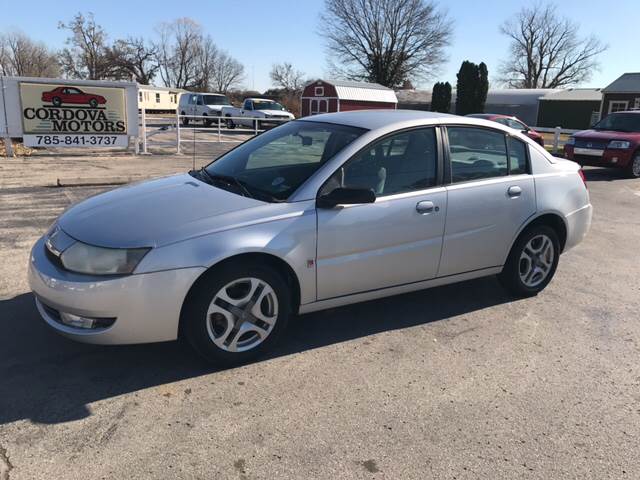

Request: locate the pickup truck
(222, 98), (294, 129)
(179, 92), (232, 126)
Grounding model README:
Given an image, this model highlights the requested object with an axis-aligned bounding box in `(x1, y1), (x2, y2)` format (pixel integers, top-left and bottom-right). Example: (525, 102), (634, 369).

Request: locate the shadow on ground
(582, 167), (631, 182)
(0, 277), (511, 425)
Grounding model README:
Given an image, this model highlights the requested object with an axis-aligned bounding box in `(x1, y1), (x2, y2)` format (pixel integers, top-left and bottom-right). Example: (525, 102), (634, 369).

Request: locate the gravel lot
(0, 150), (639, 479)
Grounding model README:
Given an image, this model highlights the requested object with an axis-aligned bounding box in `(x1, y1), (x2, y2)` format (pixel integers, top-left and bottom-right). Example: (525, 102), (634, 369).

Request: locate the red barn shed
(301, 79), (397, 116)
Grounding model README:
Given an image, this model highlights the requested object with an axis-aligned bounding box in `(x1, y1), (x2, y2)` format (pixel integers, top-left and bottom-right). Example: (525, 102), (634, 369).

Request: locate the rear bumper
(28, 236), (205, 345)
(564, 203), (592, 252)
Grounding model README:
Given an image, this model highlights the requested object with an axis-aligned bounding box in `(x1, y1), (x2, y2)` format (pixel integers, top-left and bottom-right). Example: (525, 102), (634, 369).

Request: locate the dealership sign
(18, 82), (129, 147)
(1, 76), (138, 153)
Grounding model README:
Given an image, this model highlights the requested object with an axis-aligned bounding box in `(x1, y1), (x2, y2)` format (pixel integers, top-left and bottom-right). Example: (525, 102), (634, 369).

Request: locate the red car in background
(564, 111), (640, 178)
(466, 113), (545, 147)
(41, 87), (106, 108)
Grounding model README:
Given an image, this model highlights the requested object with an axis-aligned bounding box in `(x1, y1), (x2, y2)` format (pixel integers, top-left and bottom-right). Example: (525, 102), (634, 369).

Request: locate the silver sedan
(29, 111), (592, 364)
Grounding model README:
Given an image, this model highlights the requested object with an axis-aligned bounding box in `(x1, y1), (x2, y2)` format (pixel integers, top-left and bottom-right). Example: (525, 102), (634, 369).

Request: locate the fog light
(612, 157), (618, 163)
(59, 311), (115, 329)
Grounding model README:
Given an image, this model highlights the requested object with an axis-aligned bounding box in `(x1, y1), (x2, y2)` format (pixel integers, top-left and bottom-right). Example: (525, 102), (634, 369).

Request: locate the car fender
(135, 203), (318, 305)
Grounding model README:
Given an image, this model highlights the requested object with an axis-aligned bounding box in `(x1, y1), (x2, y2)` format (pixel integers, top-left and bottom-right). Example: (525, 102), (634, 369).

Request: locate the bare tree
(154, 18), (203, 89)
(499, 3), (607, 88)
(58, 12), (111, 79)
(0, 31), (59, 77)
(210, 51), (244, 93)
(105, 37), (159, 84)
(154, 18), (244, 92)
(319, 0), (452, 88)
(270, 62), (306, 92)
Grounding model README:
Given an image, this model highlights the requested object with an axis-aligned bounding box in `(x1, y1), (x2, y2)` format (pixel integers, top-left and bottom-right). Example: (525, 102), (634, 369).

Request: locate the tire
(181, 112), (189, 127)
(498, 224), (560, 298)
(626, 153), (640, 178)
(52, 97), (62, 107)
(182, 262), (291, 365)
(225, 115), (235, 129)
(89, 98), (98, 108)
(203, 113), (212, 127)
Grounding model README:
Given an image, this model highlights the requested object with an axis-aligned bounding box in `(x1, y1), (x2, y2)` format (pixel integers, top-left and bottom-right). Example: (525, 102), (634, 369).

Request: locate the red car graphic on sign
(41, 87), (107, 108)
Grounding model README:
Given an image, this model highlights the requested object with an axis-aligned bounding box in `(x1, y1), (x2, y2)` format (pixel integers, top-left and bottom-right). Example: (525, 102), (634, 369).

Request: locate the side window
(323, 128), (438, 196)
(196, 95), (204, 106)
(508, 136), (529, 174)
(243, 100), (253, 110)
(155, 93), (161, 103)
(448, 127), (508, 182)
(189, 95), (197, 105)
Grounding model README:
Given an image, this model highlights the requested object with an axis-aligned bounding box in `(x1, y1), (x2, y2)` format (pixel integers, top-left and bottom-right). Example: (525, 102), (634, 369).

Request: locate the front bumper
(564, 146), (634, 168)
(28, 236), (205, 345)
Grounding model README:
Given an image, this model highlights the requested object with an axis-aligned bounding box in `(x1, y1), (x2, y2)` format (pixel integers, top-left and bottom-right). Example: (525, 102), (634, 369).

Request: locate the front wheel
(627, 153), (640, 178)
(498, 225), (560, 297)
(182, 263), (291, 365)
(225, 115), (235, 129)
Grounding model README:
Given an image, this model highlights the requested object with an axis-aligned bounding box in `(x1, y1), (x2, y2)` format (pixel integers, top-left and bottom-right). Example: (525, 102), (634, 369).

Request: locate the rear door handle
(416, 200), (437, 214)
(507, 186), (522, 198)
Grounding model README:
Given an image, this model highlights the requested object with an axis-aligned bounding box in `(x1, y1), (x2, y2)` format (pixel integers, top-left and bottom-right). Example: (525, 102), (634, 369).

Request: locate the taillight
(578, 169), (587, 189)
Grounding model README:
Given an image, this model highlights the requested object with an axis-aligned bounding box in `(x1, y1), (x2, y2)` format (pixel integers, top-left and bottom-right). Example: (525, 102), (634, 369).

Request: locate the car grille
(574, 139), (608, 149)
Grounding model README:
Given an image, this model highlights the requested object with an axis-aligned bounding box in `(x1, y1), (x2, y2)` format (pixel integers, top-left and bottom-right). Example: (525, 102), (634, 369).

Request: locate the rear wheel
(627, 153), (640, 178)
(182, 262), (290, 365)
(203, 113), (212, 127)
(225, 115), (235, 129)
(498, 225), (560, 297)
(52, 97), (61, 107)
(181, 111), (189, 127)
(89, 98), (98, 108)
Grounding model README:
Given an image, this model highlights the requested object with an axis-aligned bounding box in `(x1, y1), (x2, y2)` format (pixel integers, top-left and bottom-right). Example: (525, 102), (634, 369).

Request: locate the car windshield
(203, 95), (230, 105)
(201, 121), (366, 202)
(593, 113), (640, 132)
(253, 101), (285, 111)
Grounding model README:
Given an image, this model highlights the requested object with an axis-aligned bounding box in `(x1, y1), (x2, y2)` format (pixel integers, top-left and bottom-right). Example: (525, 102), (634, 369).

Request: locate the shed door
(311, 99), (328, 115)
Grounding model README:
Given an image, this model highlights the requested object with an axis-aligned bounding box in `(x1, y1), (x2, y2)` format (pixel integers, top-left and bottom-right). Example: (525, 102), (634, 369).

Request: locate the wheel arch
(178, 252), (302, 336)
(508, 212), (568, 260)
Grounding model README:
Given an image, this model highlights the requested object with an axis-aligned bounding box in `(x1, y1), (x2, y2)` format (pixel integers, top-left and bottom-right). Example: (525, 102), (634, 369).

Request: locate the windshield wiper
(200, 169), (254, 199)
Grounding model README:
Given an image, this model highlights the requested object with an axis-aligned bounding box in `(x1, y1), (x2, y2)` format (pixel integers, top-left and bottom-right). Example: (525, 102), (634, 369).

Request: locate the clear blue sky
(1, 0), (637, 91)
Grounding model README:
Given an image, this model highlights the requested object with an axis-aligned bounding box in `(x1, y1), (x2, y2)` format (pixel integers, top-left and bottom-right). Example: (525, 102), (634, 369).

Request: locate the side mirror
(317, 187), (376, 209)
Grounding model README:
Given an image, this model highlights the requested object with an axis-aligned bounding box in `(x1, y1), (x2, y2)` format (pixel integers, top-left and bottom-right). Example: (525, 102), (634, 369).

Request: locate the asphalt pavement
(0, 164), (638, 479)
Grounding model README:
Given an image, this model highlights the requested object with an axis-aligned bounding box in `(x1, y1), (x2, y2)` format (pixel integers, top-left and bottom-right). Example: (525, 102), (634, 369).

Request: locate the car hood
(58, 174), (269, 248)
(574, 129), (639, 141)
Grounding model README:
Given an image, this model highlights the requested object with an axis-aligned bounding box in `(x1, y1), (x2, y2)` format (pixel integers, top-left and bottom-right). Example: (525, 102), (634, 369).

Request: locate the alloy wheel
(206, 277), (278, 353)
(518, 234), (555, 288)
(632, 156), (640, 177)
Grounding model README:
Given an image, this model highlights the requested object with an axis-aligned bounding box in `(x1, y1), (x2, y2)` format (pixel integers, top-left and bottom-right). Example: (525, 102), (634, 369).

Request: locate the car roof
(299, 110), (500, 130)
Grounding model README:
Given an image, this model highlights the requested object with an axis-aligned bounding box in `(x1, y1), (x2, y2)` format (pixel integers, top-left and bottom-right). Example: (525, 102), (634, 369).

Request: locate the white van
(178, 92), (232, 126)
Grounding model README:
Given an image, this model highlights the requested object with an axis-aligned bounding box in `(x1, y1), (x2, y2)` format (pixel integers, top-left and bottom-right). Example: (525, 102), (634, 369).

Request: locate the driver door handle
(508, 186), (522, 198)
(416, 200), (437, 214)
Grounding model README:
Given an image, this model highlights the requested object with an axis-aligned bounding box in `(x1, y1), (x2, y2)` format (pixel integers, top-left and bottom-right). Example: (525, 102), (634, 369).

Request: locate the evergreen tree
(431, 81), (451, 113)
(455, 60), (489, 115)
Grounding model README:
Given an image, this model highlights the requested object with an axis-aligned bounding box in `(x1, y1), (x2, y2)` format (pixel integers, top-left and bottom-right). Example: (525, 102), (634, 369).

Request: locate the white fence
(533, 126), (579, 154)
(137, 109), (292, 155)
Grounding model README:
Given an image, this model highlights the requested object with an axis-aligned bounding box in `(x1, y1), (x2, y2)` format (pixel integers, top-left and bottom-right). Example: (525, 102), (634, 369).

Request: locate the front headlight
(60, 241), (150, 275)
(608, 140), (631, 149)
(566, 137), (575, 145)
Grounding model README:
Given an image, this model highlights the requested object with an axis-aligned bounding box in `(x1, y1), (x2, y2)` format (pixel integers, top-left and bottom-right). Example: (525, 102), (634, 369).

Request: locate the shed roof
(540, 88), (602, 102)
(307, 79), (397, 103)
(603, 73), (640, 93)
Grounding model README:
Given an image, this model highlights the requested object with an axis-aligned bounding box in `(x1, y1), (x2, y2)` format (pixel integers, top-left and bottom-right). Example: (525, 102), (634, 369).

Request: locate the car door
(241, 100), (254, 126)
(316, 127), (447, 300)
(438, 126), (536, 277)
